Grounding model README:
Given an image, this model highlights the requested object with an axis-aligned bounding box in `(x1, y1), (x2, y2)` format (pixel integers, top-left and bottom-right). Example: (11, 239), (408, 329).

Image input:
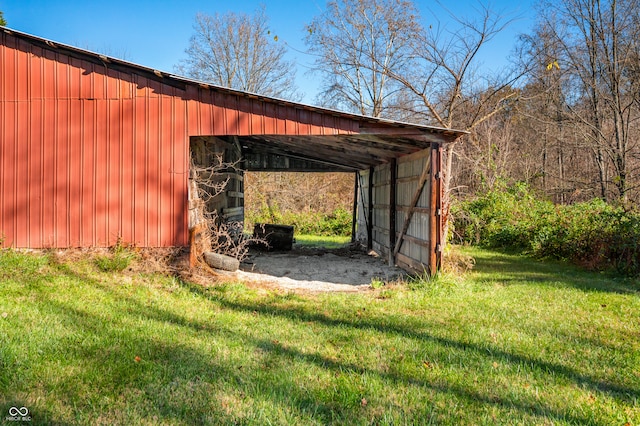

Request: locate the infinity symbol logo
(8, 407), (29, 416)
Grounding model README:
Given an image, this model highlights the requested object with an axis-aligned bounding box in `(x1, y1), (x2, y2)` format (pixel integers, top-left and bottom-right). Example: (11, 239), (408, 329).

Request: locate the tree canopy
(177, 7), (299, 101)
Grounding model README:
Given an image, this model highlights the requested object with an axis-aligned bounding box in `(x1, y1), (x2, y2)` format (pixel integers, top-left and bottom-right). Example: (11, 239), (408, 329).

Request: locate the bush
(94, 244), (136, 272)
(246, 203), (352, 236)
(451, 182), (553, 249)
(452, 183), (640, 276)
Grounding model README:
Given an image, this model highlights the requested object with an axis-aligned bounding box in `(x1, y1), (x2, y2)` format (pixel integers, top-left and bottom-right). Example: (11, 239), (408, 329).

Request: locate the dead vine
(189, 153), (267, 262)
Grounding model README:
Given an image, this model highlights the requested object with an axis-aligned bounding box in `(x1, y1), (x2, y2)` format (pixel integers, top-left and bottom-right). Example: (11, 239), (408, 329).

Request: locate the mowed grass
(294, 234), (351, 249)
(0, 246), (639, 425)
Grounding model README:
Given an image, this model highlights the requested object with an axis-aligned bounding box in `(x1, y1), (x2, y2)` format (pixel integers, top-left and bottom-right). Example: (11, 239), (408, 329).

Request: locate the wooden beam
(222, 207), (244, 218)
(351, 172), (358, 243)
(429, 143), (444, 274)
(357, 172), (369, 241)
(367, 167), (374, 251)
(243, 145), (360, 171)
(226, 191), (244, 199)
(388, 158), (397, 266)
(243, 137), (374, 170)
(393, 153), (431, 258)
(358, 127), (457, 144)
(396, 252), (428, 274)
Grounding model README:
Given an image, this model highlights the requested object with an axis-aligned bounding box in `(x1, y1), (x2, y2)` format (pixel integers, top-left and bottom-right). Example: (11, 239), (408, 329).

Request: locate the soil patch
(216, 244), (406, 292)
(38, 245), (406, 293)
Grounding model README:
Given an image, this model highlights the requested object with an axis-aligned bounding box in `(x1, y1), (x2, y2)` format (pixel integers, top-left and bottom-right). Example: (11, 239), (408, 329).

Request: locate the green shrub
(451, 182), (553, 249)
(246, 204), (352, 236)
(94, 244), (136, 272)
(453, 183), (640, 276)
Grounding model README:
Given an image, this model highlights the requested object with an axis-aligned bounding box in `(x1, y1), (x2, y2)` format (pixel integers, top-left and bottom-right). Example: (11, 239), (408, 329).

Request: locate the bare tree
(537, 0), (640, 201)
(392, 4), (522, 238)
(515, 20), (578, 202)
(305, 0), (521, 247)
(304, 0), (420, 117)
(177, 6), (300, 100)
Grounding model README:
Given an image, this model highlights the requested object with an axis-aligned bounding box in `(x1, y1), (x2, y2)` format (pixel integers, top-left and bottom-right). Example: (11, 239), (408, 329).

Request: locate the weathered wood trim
(396, 205), (430, 214)
(396, 233), (430, 249)
(226, 191), (244, 199)
(389, 158), (397, 266)
(351, 171), (358, 243)
(222, 207), (244, 218)
(396, 252), (428, 274)
(428, 143), (443, 275)
(434, 143), (444, 272)
(367, 166), (374, 251)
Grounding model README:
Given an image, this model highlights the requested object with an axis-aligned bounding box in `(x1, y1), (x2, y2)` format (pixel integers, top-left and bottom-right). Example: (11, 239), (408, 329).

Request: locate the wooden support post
(388, 158), (397, 266)
(428, 143), (443, 275)
(351, 171), (358, 243)
(367, 166), (374, 251)
(435, 144), (444, 271)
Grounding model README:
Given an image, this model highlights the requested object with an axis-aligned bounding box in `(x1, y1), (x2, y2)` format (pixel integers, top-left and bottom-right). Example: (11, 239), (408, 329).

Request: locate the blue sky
(0, 0), (535, 104)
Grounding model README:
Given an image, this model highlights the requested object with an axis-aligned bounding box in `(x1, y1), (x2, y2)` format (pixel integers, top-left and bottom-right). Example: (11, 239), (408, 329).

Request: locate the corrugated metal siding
(0, 31), (361, 248)
(356, 149), (432, 272)
(396, 151), (431, 268)
(372, 165), (390, 256)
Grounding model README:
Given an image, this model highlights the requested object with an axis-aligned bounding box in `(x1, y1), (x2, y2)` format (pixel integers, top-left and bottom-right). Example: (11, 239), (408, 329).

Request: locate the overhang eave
(228, 130), (459, 172)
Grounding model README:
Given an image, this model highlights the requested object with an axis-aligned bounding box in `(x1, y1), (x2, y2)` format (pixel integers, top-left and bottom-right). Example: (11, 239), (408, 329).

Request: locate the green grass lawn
(294, 234), (351, 249)
(0, 246), (639, 425)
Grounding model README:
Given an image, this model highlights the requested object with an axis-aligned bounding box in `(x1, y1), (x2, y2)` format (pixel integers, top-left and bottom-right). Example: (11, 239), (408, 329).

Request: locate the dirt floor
(215, 244), (406, 292)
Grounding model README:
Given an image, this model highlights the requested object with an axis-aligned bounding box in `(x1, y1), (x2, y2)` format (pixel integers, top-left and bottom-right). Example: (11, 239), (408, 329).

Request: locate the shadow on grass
(2, 251), (636, 425)
(467, 247), (640, 294)
(31, 287), (606, 425)
(184, 281), (639, 402)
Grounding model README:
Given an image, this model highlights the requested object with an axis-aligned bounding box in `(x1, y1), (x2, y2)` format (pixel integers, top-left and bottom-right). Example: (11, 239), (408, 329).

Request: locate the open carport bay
(216, 245), (406, 292)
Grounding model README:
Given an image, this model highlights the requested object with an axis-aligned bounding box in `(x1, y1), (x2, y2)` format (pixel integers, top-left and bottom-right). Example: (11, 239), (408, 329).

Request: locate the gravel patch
(217, 246), (405, 292)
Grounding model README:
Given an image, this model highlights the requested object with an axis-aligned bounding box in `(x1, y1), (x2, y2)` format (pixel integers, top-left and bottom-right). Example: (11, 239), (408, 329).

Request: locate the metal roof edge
(1, 25), (468, 137)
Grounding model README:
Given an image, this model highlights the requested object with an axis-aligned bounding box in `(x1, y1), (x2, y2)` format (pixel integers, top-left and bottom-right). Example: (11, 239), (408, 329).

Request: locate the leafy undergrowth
(0, 247), (638, 425)
(453, 182), (640, 276)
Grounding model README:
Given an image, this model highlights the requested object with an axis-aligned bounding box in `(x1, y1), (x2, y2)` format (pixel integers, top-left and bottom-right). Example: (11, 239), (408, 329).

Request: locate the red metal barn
(0, 27), (465, 273)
